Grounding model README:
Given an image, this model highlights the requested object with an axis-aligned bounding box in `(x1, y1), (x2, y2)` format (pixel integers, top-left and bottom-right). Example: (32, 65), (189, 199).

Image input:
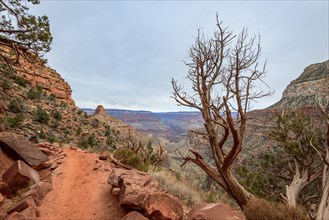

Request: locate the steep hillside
(270, 60), (329, 109)
(0, 45), (151, 151)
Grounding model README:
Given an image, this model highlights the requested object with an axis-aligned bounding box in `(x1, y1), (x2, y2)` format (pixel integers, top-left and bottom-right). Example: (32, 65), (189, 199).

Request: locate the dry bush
(149, 170), (203, 207)
(244, 198), (310, 220)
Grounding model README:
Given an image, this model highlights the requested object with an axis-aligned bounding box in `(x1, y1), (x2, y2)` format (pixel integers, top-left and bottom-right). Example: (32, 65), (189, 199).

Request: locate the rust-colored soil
(38, 148), (126, 219)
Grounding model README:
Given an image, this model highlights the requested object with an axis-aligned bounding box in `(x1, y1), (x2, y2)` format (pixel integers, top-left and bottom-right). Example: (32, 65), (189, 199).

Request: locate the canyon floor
(38, 148), (126, 219)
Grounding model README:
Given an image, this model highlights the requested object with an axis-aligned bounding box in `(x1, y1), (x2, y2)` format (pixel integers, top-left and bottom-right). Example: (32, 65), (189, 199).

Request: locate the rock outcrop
(271, 60), (329, 109)
(108, 168), (184, 220)
(0, 133), (48, 167)
(2, 160), (40, 191)
(144, 193), (184, 220)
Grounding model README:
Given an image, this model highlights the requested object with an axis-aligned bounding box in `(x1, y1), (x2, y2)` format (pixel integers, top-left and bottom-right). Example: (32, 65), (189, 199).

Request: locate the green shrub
(77, 109), (84, 115)
(4, 113), (24, 129)
(48, 93), (56, 102)
(88, 133), (95, 146)
(113, 148), (149, 171)
(52, 110), (62, 121)
(1, 79), (10, 90)
(8, 98), (23, 113)
(15, 76), (28, 87)
(50, 120), (59, 129)
(76, 127), (82, 135)
(28, 88), (42, 99)
(34, 106), (49, 124)
(38, 129), (47, 139)
(47, 133), (56, 143)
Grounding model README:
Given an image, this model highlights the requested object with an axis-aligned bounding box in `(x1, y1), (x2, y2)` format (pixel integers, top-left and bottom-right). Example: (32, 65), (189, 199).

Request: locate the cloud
(31, 1), (328, 112)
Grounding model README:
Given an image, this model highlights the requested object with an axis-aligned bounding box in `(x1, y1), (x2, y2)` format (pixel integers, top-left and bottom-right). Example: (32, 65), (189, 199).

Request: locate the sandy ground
(38, 148), (126, 220)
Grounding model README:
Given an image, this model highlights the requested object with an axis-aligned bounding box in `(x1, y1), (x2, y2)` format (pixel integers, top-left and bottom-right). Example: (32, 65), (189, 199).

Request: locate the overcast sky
(32, 1), (328, 112)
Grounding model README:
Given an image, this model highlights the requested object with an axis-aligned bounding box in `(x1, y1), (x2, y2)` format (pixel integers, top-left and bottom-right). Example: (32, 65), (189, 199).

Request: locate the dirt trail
(38, 148), (126, 219)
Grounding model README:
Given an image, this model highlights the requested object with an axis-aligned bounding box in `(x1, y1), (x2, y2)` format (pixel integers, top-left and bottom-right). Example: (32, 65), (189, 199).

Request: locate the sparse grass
(244, 198), (310, 220)
(149, 170), (204, 207)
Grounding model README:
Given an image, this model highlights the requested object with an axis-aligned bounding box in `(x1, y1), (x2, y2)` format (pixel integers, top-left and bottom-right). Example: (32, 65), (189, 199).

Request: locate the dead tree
(171, 14), (270, 209)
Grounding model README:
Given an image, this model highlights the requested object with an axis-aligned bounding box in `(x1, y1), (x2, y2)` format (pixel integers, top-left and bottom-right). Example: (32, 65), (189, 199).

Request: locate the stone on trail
(0, 133), (48, 167)
(2, 160), (40, 191)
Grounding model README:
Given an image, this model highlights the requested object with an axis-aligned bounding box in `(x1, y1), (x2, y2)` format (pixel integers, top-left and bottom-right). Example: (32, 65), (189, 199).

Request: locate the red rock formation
(2, 160), (40, 191)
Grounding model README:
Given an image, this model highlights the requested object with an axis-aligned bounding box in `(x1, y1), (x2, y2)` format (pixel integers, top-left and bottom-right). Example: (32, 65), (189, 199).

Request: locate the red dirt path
(38, 148), (126, 219)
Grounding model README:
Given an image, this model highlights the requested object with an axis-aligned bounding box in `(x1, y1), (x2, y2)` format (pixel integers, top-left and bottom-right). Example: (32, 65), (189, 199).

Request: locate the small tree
(0, 0), (52, 63)
(171, 14), (270, 209)
(269, 111), (324, 207)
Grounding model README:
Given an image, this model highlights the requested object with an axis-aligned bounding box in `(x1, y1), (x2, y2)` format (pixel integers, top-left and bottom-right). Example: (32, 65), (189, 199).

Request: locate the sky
(31, 1), (329, 112)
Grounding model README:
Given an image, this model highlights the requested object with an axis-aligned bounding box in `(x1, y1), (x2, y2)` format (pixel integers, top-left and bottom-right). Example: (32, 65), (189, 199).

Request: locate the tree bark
(317, 149), (329, 220)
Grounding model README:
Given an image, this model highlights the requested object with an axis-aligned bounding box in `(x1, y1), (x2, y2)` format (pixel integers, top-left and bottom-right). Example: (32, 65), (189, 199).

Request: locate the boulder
(33, 161), (52, 171)
(107, 168), (129, 187)
(7, 196), (37, 215)
(2, 160), (40, 191)
(120, 211), (149, 220)
(6, 206), (39, 220)
(0, 133), (48, 167)
(23, 181), (52, 206)
(187, 203), (246, 220)
(117, 169), (163, 210)
(143, 192), (183, 220)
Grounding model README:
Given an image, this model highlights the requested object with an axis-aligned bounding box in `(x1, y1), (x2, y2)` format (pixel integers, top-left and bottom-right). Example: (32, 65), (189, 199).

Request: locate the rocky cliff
(270, 60), (329, 109)
(0, 45), (153, 151)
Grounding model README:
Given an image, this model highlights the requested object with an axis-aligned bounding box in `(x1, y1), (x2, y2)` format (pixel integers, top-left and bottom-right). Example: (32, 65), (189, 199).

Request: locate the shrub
(4, 113), (24, 129)
(8, 98), (23, 113)
(244, 199), (309, 220)
(47, 133), (56, 143)
(48, 93), (56, 102)
(28, 87), (42, 99)
(34, 106), (49, 124)
(38, 129), (47, 139)
(149, 170), (203, 207)
(79, 138), (89, 149)
(15, 76), (28, 87)
(77, 109), (84, 115)
(1, 79), (10, 90)
(52, 110), (62, 121)
(88, 133), (95, 146)
(76, 127), (82, 135)
(113, 148), (149, 171)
